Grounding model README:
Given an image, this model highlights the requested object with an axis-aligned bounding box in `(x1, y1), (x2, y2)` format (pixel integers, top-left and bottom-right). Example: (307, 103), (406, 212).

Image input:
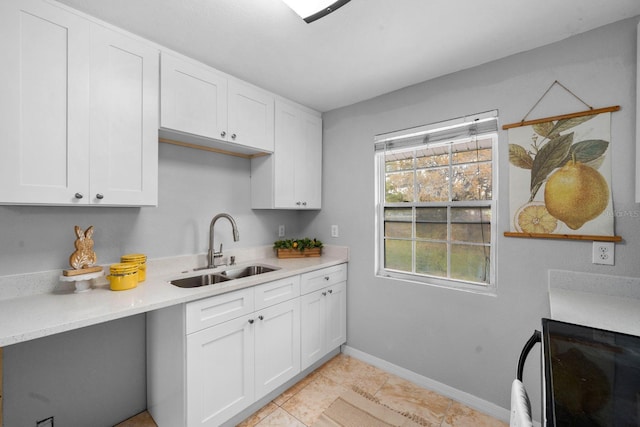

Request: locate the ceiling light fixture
(282, 0), (351, 23)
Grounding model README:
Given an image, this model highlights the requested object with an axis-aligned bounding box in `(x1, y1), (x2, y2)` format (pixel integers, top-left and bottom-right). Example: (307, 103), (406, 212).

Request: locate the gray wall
(1, 143), (302, 425)
(302, 16), (640, 420)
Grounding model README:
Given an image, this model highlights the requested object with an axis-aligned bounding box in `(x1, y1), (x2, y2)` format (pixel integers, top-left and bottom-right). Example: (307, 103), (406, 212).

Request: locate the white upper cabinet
(160, 53), (228, 142)
(251, 99), (322, 209)
(0, 0), (159, 206)
(160, 53), (274, 155)
(90, 24), (159, 206)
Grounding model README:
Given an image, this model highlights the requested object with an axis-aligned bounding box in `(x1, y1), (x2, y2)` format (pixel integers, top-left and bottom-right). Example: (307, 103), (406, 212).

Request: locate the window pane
(416, 207), (447, 240)
(453, 147), (492, 164)
(385, 239), (412, 272)
(450, 244), (490, 284)
(385, 171), (414, 202)
(451, 207), (491, 243)
(416, 168), (449, 202)
(416, 146), (449, 167)
(416, 241), (447, 277)
(451, 162), (492, 201)
(386, 157), (414, 172)
(385, 208), (412, 238)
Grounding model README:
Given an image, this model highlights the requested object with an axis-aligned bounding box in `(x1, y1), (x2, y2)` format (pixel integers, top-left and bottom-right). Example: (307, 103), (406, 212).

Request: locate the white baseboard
(342, 345), (513, 424)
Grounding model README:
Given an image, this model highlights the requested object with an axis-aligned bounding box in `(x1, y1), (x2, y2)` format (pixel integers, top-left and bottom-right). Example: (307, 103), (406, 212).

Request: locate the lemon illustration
(544, 160), (609, 230)
(515, 202), (558, 234)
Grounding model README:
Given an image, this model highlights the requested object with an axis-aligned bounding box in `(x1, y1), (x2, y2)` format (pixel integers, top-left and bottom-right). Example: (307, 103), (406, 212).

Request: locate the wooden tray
(276, 248), (322, 258)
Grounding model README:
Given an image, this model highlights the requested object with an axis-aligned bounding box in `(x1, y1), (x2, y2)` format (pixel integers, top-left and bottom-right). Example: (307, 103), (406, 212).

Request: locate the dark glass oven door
(542, 318), (640, 427)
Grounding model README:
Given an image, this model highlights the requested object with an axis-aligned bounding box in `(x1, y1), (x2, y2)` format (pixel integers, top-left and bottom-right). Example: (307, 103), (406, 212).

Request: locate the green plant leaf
(565, 139), (609, 165)
(529, 132), (574, 200)
(532, 122), (555, 137)
(546, 115), (596, 137)
(509, 144), (534, 169)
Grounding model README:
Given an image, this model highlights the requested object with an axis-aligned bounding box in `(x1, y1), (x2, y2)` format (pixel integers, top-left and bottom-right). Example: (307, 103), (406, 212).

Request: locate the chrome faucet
(208, 213), (240, 268)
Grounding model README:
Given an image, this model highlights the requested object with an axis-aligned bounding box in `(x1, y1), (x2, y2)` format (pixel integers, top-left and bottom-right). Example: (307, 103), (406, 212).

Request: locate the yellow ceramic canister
(121, 253), (147, 282)
(108, 262), (139, 291)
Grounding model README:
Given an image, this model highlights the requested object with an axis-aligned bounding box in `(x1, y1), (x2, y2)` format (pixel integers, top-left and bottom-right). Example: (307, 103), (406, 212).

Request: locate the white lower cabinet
(300, 280), (347, 370)
(186, 313), (255, 426)
(148, 274), (311, 426)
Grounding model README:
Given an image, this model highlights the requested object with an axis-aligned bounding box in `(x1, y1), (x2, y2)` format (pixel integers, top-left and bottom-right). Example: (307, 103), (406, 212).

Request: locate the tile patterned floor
(116, 353), (508, 427)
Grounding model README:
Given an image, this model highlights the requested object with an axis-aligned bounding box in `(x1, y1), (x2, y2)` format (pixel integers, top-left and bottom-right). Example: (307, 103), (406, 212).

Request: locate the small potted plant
(273, 238), (323, 258)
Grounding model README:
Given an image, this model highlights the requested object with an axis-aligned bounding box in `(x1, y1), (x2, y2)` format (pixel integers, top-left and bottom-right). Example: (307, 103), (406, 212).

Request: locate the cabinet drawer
(186, 288), (254, 334)
(254, 276), (300, 311)
(300, 264), (347, 295)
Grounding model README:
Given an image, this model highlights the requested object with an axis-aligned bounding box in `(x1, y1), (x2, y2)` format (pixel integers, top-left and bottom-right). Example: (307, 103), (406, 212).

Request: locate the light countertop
(0, 246), (349, 347)
(548, 269), (640, 336)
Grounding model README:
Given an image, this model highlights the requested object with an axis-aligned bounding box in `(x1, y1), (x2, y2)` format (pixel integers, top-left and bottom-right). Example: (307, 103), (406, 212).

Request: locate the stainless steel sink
(171, 273), (231, 288)
(170, 264), (279, 288)
(219, 265), (279, 279)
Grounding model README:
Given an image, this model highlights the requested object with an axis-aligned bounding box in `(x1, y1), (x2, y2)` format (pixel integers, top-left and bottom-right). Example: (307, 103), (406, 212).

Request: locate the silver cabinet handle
(231, 133), (236, 140)
(74, 193), (83, 199)
(221, 131), (226, 137)
(96, 193), (104, 200)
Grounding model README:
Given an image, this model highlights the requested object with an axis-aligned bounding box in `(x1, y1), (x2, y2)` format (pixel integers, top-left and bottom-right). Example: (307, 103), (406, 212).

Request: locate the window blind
(374, 110), (498, 152)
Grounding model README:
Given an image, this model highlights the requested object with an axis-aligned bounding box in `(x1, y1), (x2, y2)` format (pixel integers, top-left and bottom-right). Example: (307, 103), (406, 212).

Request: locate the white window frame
(374, 112), (498, 295)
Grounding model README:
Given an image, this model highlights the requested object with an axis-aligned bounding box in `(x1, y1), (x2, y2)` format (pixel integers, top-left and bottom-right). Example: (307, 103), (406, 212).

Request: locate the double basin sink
(171, 264), (279, 288)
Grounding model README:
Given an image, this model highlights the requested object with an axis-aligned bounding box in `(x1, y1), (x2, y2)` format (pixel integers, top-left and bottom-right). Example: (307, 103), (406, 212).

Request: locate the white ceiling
(55, 0), (640, 112)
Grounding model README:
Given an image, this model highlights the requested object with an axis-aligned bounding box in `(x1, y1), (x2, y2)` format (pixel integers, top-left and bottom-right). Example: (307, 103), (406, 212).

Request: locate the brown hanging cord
(502, 80), (619, 130)
(520, 80), (593, 124)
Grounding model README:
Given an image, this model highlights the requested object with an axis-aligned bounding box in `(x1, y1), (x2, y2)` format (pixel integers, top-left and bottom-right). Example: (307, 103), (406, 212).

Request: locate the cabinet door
(90, 25), (159, 206)
(254, 299), (301, 397)
(160, 53), (228, 141)
(273, 100), (322, 209)
(0, 0), (91, 205)
(295, 111), (322, 209)
(325, 281), (347, 351)
(228, 80), (274, 152)
(187, 314), (255, 427)
(300, 289), (326, 370)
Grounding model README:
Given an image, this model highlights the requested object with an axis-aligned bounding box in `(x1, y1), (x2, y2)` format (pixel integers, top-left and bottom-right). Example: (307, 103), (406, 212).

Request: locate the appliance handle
(517, 330), (541, 381)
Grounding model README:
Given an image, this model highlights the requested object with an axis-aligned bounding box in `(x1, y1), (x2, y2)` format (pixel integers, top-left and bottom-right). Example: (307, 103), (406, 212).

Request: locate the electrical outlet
(278, 225), (285, 237)
(331, 225), (339, 237)
(592, 242), (614, 265)
(36, 416), (54, 427)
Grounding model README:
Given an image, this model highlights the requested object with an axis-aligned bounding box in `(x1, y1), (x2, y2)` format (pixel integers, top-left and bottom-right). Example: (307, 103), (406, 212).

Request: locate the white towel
(510, 379), (533, 427)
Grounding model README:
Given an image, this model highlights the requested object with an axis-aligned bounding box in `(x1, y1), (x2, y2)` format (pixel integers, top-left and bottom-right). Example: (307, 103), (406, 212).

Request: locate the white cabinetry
(148, 275), (302, 427)
(300, 264), (348, 370)
(0, 0), (158, 206)
(160, 53), (274, 155)
(251, 99), (322, 209)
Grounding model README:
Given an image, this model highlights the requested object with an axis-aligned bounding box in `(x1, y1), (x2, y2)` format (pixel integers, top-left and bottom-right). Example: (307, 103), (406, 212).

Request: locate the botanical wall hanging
(503, 81), (621, 241)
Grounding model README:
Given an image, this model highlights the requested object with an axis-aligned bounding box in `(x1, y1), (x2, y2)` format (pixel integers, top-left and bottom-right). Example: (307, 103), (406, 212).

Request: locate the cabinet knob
(74, 193), (83, 199)
(302, 202), (307, 206)
(248, 319), (254, 324)
(258, 315), (264, 320)
(322, 292), (327, 296)
(328, 289), (333, 294)
(296, 201), (301, 206)
(231, 133), (237, 140)
(221, 131), (227, 137)
(96, 193), (104, 200)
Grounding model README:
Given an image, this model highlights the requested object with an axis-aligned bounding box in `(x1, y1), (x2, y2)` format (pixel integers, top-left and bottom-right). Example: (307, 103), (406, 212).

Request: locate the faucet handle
(213, 243), (223, 258)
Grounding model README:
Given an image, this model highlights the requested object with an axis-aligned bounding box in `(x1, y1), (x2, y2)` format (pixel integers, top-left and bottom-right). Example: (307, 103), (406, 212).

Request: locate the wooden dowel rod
(502, 106), (620, 130)
(504, 232), (622, 242)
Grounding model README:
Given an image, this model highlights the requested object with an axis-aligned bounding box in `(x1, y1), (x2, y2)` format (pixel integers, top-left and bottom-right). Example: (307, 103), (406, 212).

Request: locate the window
(375, 111), (498, 293)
